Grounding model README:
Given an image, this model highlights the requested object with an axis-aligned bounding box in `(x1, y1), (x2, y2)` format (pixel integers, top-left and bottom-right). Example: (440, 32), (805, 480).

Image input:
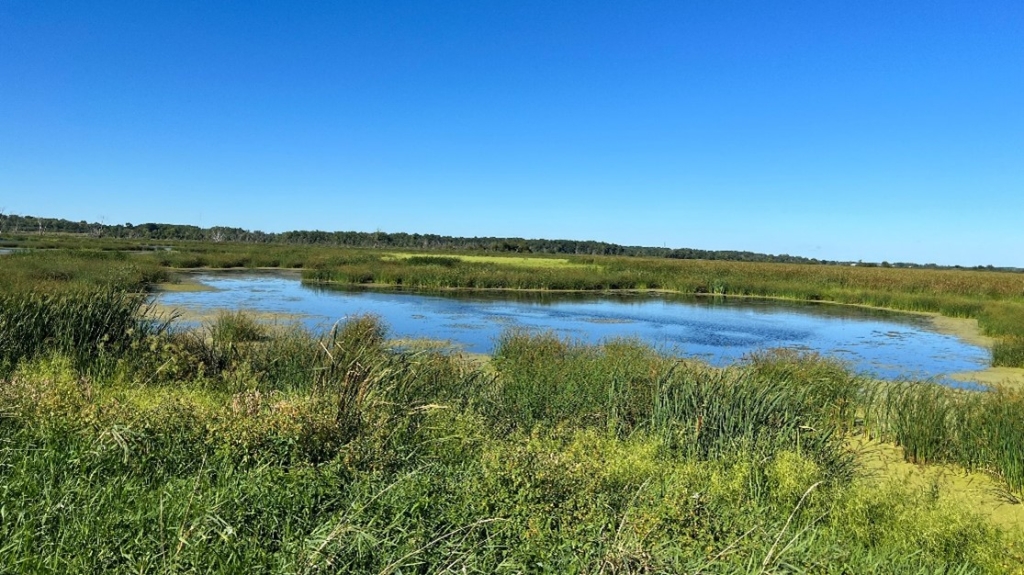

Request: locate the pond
(154, 272), (991, 385)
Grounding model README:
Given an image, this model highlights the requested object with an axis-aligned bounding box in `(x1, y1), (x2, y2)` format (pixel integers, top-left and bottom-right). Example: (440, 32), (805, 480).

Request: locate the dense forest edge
(2, 211), (1018, 270)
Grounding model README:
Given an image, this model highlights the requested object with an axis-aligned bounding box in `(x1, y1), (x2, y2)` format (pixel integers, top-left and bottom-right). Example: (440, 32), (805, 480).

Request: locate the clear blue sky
(2, 1), (1021, 266)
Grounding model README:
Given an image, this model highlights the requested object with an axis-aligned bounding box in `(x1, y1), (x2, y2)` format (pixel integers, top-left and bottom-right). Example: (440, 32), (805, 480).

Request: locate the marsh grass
(3, 317), (1024, 572)
(878, 381), (1024, 494)
(485, 331), (664, 433)
(0, 249), (167, 292)
(209, 310), (269, 343)
(4, 247), (1024, 572)
(304, 252), (1024, 366)
(993, 336), (1024, 367)
(0, 250), (168, 376)
(398, 255), (463, 267)
(0, 287), (158, 375)
(387, 252), (583, 268)
(14, 239), (1023, 365)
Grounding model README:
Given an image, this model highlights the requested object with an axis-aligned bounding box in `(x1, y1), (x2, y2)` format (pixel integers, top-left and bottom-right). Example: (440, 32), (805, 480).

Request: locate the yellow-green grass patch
(950, 367), (1024, 391)
(385, 252), (591, 268)
(850, 435), (1024, 533)
(150, 279), (217, 293)
(145, 302), (309, 327)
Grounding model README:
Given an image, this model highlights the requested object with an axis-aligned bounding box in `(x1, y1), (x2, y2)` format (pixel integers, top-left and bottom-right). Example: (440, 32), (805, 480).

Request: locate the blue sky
(2, 1), (1021, 266)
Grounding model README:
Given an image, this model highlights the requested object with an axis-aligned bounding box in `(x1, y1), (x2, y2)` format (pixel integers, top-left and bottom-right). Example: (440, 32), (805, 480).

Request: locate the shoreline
(148, 270), (1024, 388)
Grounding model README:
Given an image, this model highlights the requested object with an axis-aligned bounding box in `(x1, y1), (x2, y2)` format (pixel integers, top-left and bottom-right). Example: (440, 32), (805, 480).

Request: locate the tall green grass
(994, 336), (1024, 367)
(3, 321), (1022, 572)
(0, 249), (167, 292)
(486, 333), (857, 474)
(0, 251), (167, 374)
(3, 248), (1024, 571)
(879, 381), (1024, 493)
(0, 286), (155, 374)
(208, 309), (269, 343)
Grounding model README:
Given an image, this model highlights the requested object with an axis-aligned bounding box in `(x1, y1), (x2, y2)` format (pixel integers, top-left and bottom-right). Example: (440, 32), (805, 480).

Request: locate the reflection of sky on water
(156, 272), (991, 386)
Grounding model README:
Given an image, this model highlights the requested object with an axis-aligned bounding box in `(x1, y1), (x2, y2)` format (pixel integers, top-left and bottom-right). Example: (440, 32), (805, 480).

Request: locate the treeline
(0, 213), (823, 261)
(0, 212), (1015, 270)
(0, 214), (276, 244)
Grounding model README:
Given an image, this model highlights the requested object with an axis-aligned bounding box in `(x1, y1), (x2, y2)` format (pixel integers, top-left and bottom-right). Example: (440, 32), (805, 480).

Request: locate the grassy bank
(2, 251), (1024, 572)
(4, 320), (1024, 572)
(0, 251), (168, 376)
(6, 236), (1022, 367)
(302, 252), (1024, 368)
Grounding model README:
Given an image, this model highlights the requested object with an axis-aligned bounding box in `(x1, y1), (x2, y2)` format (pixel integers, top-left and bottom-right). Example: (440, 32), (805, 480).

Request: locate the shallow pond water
(154, 272), (991, 385)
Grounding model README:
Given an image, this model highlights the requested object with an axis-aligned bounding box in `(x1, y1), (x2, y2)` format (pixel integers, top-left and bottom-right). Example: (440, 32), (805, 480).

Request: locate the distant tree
(17, 211), (1018, 270)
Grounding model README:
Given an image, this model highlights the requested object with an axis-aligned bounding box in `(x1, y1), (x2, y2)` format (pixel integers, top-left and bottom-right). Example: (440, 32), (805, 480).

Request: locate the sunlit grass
(3, 264), (1024, 573)
(3, 321), (1023, 572)
(385, 251), (588, 268)
(4, 242), (1024, 571)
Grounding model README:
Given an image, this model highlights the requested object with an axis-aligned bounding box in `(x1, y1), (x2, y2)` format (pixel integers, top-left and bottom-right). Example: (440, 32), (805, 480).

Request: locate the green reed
(0, 287), (156, 374)
(879, 381), (1024, 493)
(208, 310), (270, 344)
(3, 315), (1023, 572)
(3, 247), (1024, 572)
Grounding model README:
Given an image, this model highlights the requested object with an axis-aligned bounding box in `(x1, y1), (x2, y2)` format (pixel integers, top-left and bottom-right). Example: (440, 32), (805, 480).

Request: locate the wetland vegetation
(2, 236), (1024, 572)
(154, 271), (991, 383)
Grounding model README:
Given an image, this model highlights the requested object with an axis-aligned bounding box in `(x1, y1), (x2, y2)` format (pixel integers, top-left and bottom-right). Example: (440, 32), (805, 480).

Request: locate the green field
(3, 241), (1024, 572)
(385, 252), (586, 268)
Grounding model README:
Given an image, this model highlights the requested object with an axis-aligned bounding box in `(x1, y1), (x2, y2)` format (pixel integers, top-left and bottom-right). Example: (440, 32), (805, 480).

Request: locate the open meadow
(2, 241), (1024, 572)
